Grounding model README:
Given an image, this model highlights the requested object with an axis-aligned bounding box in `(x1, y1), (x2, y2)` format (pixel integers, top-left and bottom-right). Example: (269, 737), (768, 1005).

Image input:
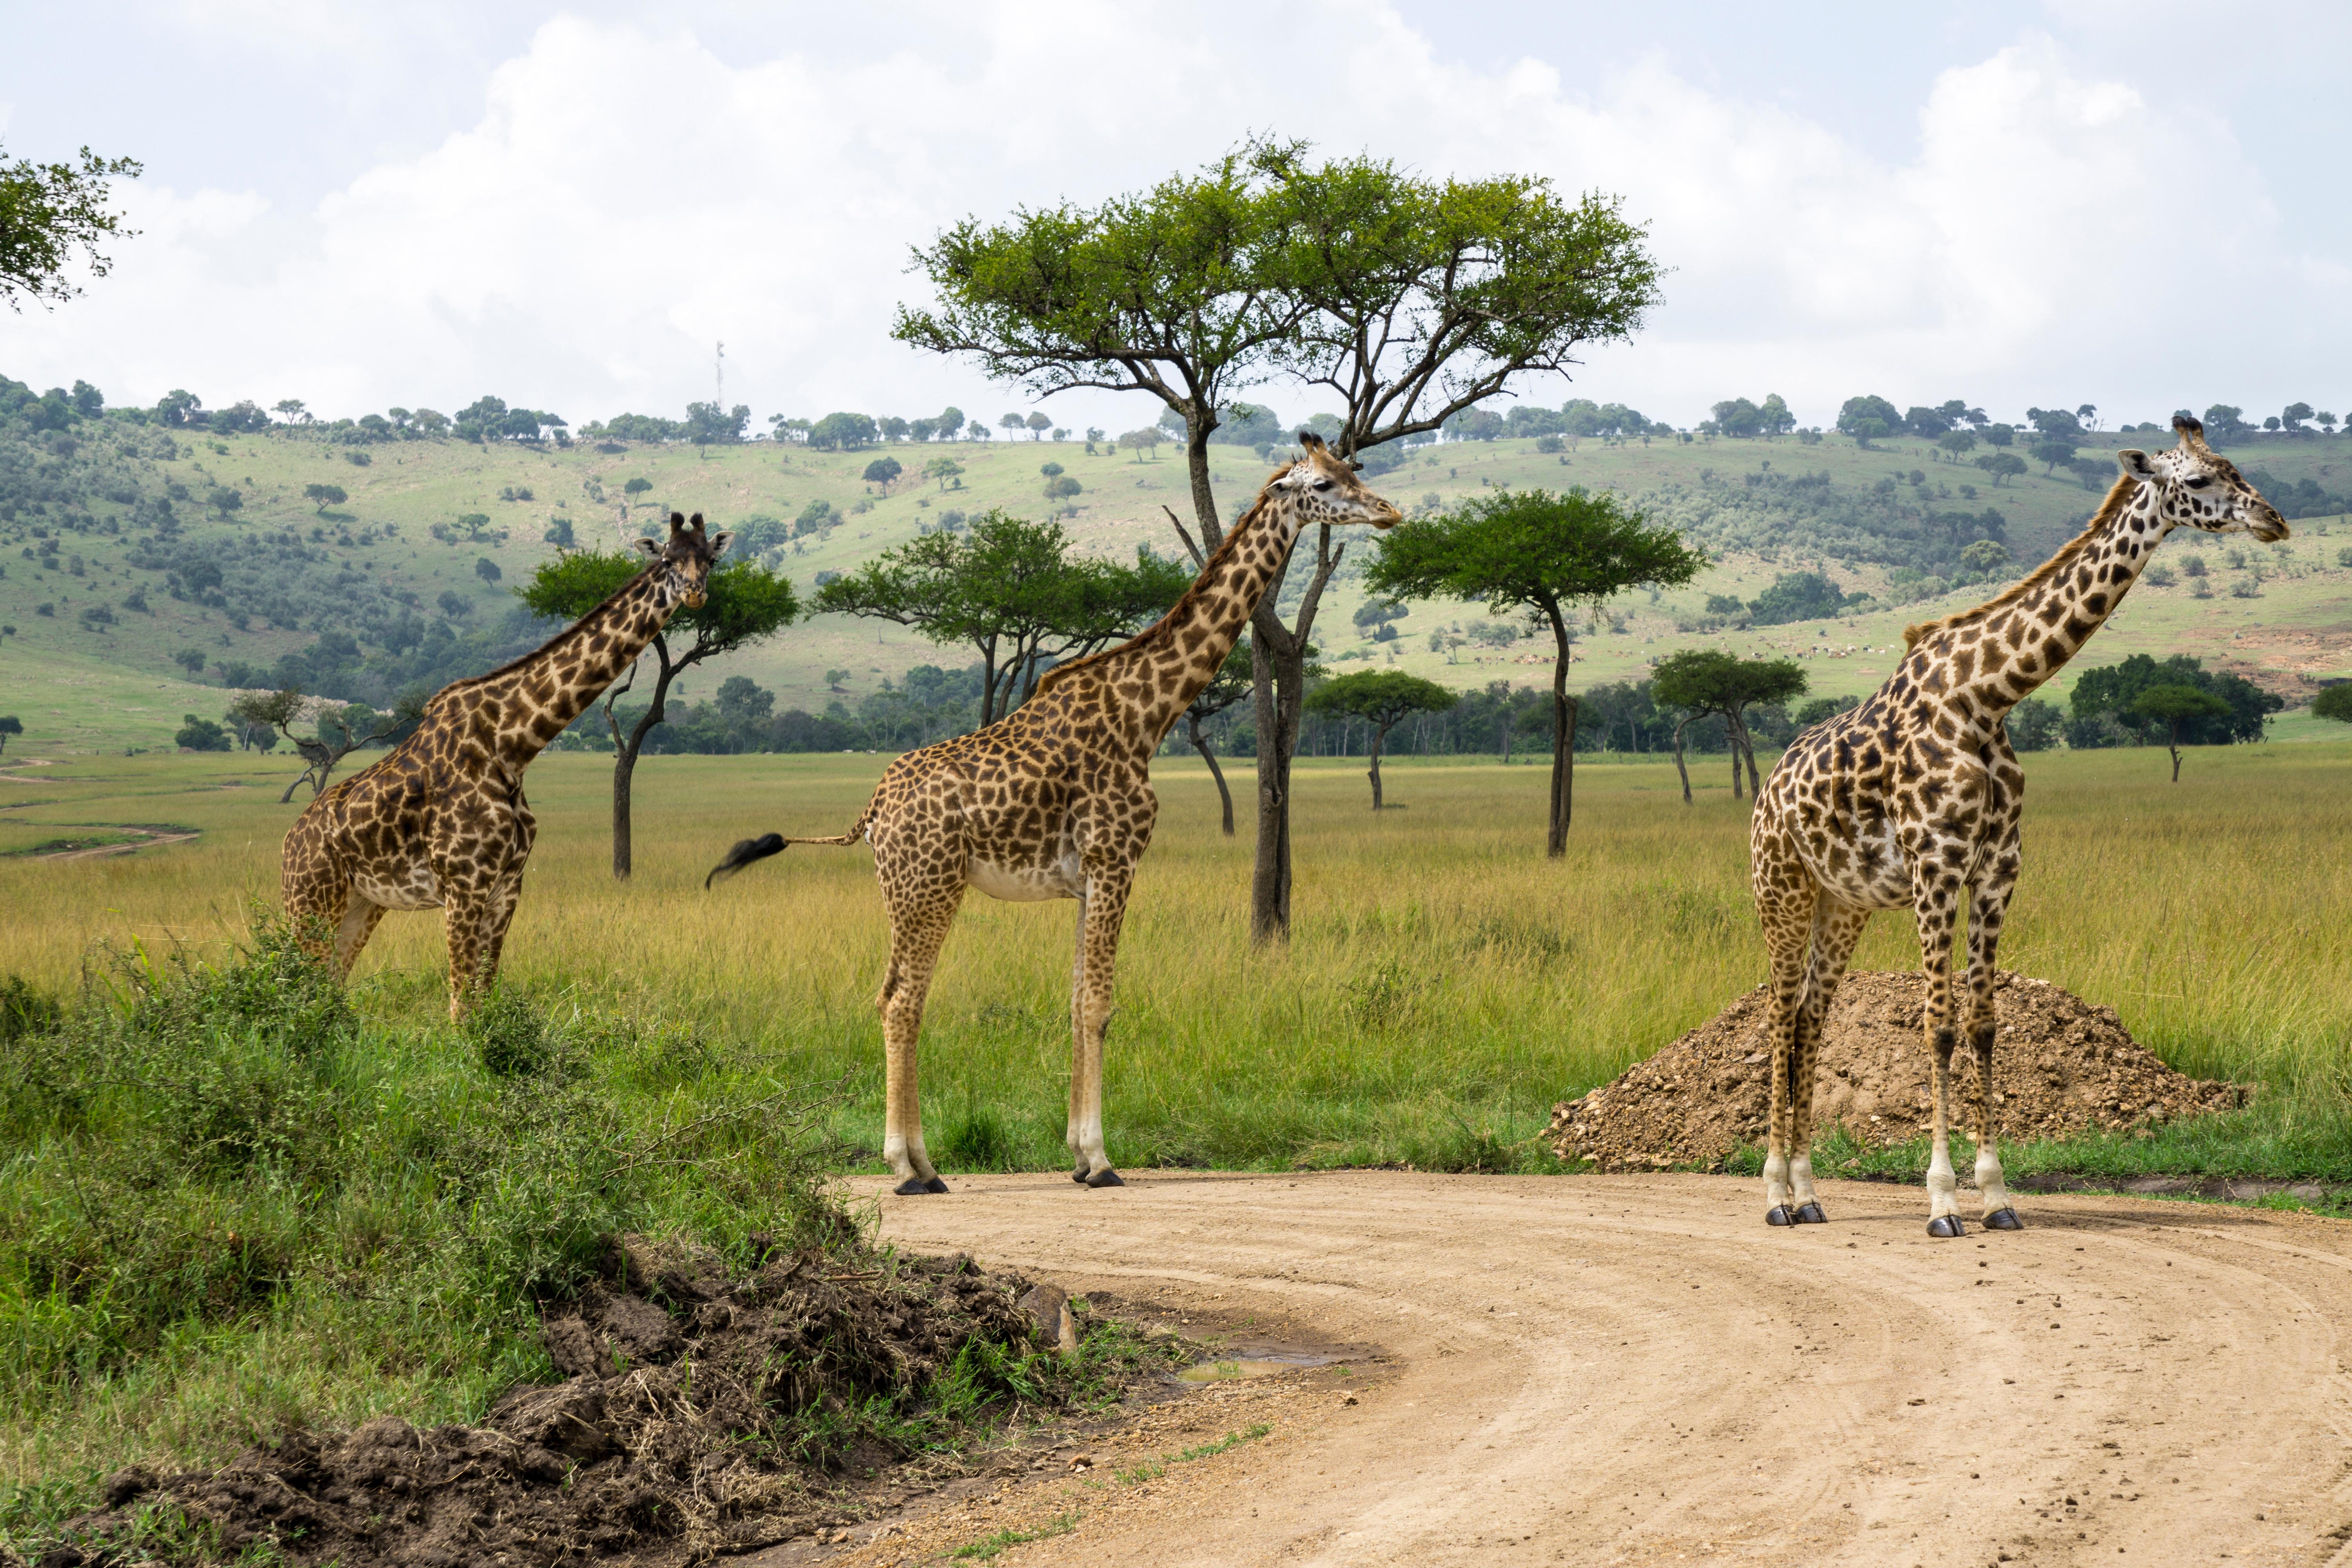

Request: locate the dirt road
(863, 1171), (2352, 1567)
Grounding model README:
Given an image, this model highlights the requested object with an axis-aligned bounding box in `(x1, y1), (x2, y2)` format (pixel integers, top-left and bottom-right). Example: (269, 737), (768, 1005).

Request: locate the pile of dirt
(42, 1239), (1080, 1567)
(1548, 970), (2247, 1172)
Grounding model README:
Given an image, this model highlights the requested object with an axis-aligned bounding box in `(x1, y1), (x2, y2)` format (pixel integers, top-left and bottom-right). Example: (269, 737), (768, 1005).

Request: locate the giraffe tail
(703, 813), (872, 889)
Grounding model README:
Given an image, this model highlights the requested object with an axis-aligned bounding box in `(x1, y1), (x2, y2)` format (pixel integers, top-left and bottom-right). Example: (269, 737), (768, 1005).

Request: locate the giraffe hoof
(1926, 1215), (1967, 1239)
(1071, 1164), (1091, 1184)
(893, 1178), (939, 1196)
(1792, 1201), (1828, 1225)
(1083, 1168), (1126, 1189)
(1766, 1205), (1796, 1227)
(924, 1176), (949, 1194)
(1984, 1207), (2024, 1231)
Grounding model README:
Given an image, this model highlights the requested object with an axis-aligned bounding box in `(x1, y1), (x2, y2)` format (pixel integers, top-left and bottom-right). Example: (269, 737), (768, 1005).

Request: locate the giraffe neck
(469, 565), (688, 769)
(1087, 493), (1305, 747)
(1929, 475), (2169, 724)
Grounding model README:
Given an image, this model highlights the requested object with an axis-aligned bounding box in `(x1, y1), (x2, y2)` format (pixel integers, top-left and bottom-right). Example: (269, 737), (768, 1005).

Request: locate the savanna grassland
(7, 417), (2351, 757)
(3, 730), (2350, 1527)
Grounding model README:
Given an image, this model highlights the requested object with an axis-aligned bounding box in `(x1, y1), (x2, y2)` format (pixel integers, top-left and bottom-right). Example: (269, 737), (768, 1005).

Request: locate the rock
(1018, 1283), (1079, 1354)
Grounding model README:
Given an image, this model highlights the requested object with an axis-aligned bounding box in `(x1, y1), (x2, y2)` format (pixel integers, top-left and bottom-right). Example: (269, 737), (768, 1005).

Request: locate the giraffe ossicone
(1747, 416), (2283, 1237)
(705, 434), (1402, 1195)
(282, 512), (732, 1018)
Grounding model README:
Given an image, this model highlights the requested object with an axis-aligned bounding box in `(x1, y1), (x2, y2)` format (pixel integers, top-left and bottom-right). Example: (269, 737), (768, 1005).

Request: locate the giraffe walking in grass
(705, 436), (1401, 1194)
(283, 513), (732, 1017)
(1748, 417), (2284, 1236)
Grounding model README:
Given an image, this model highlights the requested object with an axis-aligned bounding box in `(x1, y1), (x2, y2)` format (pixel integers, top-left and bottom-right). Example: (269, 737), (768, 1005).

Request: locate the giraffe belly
(352, 864), (442, 911)
(964, 853), (1083, 903)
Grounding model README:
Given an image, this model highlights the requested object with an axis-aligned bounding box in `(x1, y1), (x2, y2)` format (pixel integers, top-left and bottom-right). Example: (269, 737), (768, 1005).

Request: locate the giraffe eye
(1312, 479), (1333, 492)
(2183, 475), (2211, 489)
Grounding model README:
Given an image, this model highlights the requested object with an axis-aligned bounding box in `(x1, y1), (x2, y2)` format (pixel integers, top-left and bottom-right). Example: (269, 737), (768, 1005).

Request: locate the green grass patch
(1116, 1422), (1272, 1486)
(954, 1512), (1079, 1559)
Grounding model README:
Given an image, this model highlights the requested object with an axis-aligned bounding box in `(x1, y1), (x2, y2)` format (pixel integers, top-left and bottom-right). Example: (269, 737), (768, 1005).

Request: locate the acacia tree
(0, 715), (19, 757)
(1303, 670), (1457, 810)
(814, 511), (1187, 725)
(234, 687), (417, 803)
(895, 137), (1659, 936)
(2130, 684), (2233, 783)
(521, 552), (799, 878)
(1368, 489), (1701, 854)
(1651, 650), (1808, 804)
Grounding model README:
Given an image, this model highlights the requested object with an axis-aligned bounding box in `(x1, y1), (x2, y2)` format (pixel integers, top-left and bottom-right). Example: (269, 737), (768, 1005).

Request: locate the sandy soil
(815, 1170), (2352, 1568)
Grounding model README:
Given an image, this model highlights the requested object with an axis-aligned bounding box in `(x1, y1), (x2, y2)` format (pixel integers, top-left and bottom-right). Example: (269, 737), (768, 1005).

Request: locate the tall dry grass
(5, 740), (2347, 1171)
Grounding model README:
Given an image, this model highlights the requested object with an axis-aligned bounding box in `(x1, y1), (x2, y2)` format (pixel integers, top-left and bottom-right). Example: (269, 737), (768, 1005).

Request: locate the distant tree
(2313, 685), (2352, 724)
(1973, 452), (2027, 486)
(862, 455), (905, 492)
(1904, 405), (1953, 438)
(0, 715), (18, 758)
(966, 419), (991, 441)
(2281, 401), (2314, 435)
(1938, 429), (1978, 462)
(907, 418), (938, 443)
(824, 667), (851, 692)
(274, 398), (309, 424)
(1366, 487), (1702, 854)
(543, 516), (576, 549)
(2203, 404), (2248, 441)
(937, 405), (965, 439)
(807, 411), (879, 450)
(474, 557), (502, 584)
(1836, 395), (1903, 446)
(815, 512), (1188, 725)
(1981, 422), (2015, 448)
(877, 416), (912, 442)
(2007, 696), (2063, 752)
(1960, 539), (2012, 582)
(1000, 412), (1026, 437)
(2075, 403), (2099, 430)
(171, 647), (206, 676)
(684, 400), (751, 457)
(303, 482), (347, 514)
(1026, 411), (1051, 439)
(522, 549), (800, 877)
(0, 140), (142, 309)
(1044, 474), (1082, 505)
(1746, 571), (1847, 626)
(924, 456), (965, 490)
(1120, 427), (1163, 459)
(232, 686), (411, 800)
(1757, 393), (1794, 437)
(1305, 670), (1457, 809)
(153, 388), (201, 426)
(2130, 685), (2233, 782)
(1652, 649), (1807, 802)
(436, 590), (471, 619)
(207, 486), (243, 520)
(2318, 411), (2339, 435)
(174, 713), (231, 751)
(1710, 397), (1764, 438)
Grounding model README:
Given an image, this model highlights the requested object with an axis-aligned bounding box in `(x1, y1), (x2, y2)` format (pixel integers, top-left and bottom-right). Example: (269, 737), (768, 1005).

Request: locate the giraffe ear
(2117, 449), (2157, 480)
(708, 531), (734, 557)
(631, 537), (662, 559)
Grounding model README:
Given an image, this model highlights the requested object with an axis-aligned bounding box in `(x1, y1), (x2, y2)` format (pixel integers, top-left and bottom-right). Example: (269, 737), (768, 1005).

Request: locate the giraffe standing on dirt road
(1747, 417), (2285, 1236)
(705, 436), (1402, 1195)
(283, 513), (732, 1017)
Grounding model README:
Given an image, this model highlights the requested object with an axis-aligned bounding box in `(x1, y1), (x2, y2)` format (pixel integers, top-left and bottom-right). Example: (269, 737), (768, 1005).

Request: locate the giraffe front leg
(334, 890), (387, 977)
(1915, 869), (1967, 1238)
(1068, 869), (1133, 1189)
(878, 889), (958, 1196)
(1067, 888), (1092, 1184)
(1968, 879), (2023, 1230)
(1752, 857), (1813, 1227)
(442, 893), (493, 1022)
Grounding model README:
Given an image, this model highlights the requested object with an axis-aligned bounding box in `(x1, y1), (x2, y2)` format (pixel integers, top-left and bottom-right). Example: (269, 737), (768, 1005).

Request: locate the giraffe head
(2118, 417), (2288, 542)
(1266, 433), (1404, 534)
(631, 512), (735, 607)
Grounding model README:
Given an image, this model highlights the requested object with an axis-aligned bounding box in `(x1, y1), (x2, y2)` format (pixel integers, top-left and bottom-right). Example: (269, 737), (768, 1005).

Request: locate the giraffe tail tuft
(705, 833), (788, 889)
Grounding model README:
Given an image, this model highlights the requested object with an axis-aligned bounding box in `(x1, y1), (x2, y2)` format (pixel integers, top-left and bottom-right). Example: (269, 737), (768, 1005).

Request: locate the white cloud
(4, 7), (2343, 434)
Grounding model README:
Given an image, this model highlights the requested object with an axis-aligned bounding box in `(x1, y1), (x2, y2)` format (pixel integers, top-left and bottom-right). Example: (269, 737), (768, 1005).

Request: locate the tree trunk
(1673, 716), (1695, 805)
(1545, 610), (1576, 857)
(1736, 710), (1762, 795)
(1368, 721), (1388, 809)
(1249, 633), (1296, 941)
(1189, 713), (1235, 835)
(2169, 726), (2184, 783)
(607, 644), (681, 881)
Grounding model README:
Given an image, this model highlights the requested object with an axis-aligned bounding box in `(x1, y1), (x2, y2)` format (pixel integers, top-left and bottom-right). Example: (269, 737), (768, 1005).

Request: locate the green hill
(3, 391), (2347, 759)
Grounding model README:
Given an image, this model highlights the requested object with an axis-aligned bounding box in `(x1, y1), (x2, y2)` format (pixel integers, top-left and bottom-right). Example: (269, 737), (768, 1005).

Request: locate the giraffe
(1747, 416), (2284, 1236)
(282, 512), (733, 1017)
(705, 435), (1401, 1194)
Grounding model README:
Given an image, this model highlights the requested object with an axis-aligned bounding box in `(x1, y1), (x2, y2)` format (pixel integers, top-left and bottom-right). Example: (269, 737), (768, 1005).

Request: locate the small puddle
(1175, 1352), (1338, 1383)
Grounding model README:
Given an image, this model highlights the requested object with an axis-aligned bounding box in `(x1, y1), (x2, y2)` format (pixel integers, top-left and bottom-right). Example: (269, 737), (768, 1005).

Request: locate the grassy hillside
(4, 410), (2348, 757)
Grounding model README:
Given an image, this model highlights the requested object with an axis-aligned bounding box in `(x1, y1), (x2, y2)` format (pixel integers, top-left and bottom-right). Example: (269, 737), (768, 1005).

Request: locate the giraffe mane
(1900, 471), (2142, 651)
(1027, 472), (1294, 698)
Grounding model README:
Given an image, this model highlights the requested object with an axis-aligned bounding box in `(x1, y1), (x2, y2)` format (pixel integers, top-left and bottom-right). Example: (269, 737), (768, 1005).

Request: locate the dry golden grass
(4, 738), (2348, 1171)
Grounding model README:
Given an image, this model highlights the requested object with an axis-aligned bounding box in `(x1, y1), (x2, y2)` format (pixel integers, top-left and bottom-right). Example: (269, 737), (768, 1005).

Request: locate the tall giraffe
(1748, 418), (2284, 1236)
(283, 513), (733, 1016)
(706, 436), (1401, 1193)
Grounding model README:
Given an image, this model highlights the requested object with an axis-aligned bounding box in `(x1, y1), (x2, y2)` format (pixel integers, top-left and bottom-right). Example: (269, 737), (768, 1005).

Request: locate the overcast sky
(4, 1), (2347, 436)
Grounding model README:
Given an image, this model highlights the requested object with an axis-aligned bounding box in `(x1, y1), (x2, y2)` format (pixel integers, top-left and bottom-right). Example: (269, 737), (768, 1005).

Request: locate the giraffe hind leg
(1788, 898), (1871, 1224)
(1752, 850), (1814, 1227)
(878, 886), (960, 1196)
(1968, 878), (2024, 1229)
